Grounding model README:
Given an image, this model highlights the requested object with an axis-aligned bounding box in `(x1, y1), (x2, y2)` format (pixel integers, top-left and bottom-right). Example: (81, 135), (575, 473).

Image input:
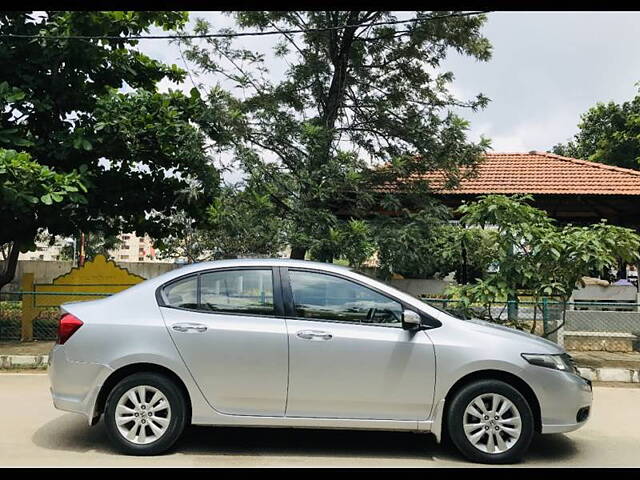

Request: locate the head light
(521, 353), (577, 373)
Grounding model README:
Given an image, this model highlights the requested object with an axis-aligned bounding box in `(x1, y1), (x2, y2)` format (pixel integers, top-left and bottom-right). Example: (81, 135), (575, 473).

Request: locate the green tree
(0, 148), (86, 284)
(0, 11), (221, 289)
(373, 206), (449, 279)
(552, 85), (640, 169)
(372, 205), (499, 282)
(58, 231), (123, 263)
(309, 219), (376, 268)
(182, 11), (492, 261)
(431, 224), (499, 284)
(158, 183), (286, 262)
(446, 195), (640, 334)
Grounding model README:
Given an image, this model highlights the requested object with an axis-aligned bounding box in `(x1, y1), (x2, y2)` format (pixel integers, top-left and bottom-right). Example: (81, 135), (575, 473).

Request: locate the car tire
(104, 372), (187, 456)
(446, 379), (534, 464)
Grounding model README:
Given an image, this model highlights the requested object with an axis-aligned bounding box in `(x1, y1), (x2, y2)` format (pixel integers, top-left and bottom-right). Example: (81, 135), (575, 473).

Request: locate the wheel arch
(93, 362), (192, 426)
(442, 369), (542, 435)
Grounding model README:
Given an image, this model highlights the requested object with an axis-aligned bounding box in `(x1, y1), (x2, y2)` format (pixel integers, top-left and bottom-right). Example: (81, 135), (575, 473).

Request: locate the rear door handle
(297, 330), (332, 341)
(172, 323), (207, 333)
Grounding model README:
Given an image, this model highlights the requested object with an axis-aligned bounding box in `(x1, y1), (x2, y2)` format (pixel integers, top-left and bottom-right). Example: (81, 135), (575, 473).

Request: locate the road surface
(1, 373), (638, 467)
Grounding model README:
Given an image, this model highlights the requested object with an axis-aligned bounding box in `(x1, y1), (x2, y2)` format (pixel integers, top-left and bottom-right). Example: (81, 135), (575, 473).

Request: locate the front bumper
(525, 366), (593, 434)
(48, 344), (113, 424)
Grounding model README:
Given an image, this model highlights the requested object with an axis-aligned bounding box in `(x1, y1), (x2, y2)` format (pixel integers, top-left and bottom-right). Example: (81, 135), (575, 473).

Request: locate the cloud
(134, 11), (640, 156)
(445, 11), (640, 152)
(470, 107), (583, 152)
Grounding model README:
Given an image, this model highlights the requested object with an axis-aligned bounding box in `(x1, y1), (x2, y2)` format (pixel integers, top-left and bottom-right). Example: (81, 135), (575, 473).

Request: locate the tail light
(57, 313), (83, 345)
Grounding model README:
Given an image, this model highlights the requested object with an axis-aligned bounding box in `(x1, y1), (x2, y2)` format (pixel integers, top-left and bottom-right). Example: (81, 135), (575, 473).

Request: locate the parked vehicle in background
(48, 259), (592, 463)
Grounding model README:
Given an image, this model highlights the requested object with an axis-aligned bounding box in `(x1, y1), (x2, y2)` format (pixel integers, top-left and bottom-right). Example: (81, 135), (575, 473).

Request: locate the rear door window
(198, 269), (275, 316)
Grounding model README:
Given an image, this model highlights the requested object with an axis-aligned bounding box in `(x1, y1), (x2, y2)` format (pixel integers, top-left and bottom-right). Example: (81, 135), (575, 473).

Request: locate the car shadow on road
(526, 433), (580, 463)
(32, 413), (114, 455)
(179, 425), (452, 461)
(32, 413), (579, 464)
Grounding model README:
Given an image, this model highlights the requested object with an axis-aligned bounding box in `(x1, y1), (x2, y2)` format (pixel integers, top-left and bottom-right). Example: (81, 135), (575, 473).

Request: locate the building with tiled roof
(422, 151), (640, 226)
(425, 151), (640, 196)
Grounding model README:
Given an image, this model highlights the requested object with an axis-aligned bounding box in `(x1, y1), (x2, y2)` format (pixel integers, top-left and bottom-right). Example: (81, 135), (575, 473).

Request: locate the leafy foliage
(372, 204), (498, 281)
(74, 88), (219, 240)
(181, 11), (492, 260)
(373, 206), (448, 279)
(309, 219), (376, 268)
(552, 85), (640, 170)
(446, 195), (640, 331)
(158, 184), (286, 262)
(430, 224), (499, 283)
(0, 11), (220, 288)
(0, 149), (86, 249)
(58, 231), (123, 263)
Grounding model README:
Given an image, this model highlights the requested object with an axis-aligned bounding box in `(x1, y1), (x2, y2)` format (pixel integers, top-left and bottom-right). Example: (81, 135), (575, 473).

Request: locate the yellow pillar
(20, 273), (36, 342)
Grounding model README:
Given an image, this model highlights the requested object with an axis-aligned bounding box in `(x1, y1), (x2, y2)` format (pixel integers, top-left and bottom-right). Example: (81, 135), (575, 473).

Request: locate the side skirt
(192, 414), (433, 433)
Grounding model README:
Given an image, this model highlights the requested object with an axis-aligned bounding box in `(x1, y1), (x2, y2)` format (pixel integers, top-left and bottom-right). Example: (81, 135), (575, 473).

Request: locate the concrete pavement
(1, 373), (639, 467)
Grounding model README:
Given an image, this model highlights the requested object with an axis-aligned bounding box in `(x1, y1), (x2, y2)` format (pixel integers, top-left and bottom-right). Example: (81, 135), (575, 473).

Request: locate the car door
(159, 267), (289, 417)
(282, 268), (436, 421)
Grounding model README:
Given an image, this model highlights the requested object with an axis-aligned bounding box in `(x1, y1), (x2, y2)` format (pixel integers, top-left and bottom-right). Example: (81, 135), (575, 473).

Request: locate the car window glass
(199, 269), (275, 316)
(289, 270), (402, 325)
(163, 276), (198, 309)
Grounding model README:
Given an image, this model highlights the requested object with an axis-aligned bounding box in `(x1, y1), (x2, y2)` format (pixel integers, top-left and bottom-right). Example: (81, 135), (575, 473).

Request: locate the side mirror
(402, 310), (422, 330)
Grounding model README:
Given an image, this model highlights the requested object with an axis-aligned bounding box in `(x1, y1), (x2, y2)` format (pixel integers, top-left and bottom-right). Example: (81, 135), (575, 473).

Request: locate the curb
(0, 356), (639, 382)
(0, 355), (49, 369)
(577, 366), (640, 383)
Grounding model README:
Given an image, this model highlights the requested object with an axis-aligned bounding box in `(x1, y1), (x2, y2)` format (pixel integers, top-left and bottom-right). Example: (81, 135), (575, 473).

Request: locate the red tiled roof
(422, 151), (640, 196)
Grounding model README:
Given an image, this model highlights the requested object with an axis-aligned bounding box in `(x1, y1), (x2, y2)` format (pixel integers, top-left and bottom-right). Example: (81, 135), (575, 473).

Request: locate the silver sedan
(48, 259), (592, 463)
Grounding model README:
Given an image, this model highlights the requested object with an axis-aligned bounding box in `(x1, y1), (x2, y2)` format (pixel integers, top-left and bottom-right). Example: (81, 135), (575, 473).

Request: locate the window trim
(281, 267), (429, 329)
(156, 267), (283, 318)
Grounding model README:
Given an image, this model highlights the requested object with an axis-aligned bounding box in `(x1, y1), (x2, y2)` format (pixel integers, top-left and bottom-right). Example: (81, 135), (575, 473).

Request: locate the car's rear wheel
(446, 379), (534, 464)
(104, 372), (187, 455)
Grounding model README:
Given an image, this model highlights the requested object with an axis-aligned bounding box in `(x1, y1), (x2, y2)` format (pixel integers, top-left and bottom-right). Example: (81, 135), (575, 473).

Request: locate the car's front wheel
(104, 372), (187, 455)
(446, 379), (534, 464)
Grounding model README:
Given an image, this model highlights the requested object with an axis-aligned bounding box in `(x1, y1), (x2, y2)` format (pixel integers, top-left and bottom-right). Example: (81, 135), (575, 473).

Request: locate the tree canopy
(181, 11), (492, 261)
(158, 183), (286, 262)
(446, 195), (640, 332)
(0, 11), (222, 288)
(552, 85), (640, 170)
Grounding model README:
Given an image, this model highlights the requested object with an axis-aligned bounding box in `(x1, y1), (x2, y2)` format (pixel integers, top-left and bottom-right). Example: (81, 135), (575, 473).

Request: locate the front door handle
(172, 323), (208, 333)
(297, 330), (333, 341)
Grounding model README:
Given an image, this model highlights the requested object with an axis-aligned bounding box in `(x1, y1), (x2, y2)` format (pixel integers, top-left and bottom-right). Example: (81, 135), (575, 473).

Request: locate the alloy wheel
(115, 385), (172, 445)
(462, 393), (522, 454)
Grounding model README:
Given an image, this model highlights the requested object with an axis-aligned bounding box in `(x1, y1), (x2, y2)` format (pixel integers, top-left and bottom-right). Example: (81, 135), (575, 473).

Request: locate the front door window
(289, 270), (403, 326)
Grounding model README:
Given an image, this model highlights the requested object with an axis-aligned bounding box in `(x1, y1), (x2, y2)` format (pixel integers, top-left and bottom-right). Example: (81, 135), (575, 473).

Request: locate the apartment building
(112, 233), (161, 263)
(18, 232), (172, 263)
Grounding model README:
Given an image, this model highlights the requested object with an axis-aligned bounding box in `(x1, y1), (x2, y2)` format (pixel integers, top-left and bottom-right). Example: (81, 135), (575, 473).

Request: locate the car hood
(464, 318), (564, 354)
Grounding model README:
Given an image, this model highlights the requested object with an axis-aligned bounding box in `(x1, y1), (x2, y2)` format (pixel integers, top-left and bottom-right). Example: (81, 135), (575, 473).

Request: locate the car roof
(162, 258), (352, 278)
(195, 258), (347, 269)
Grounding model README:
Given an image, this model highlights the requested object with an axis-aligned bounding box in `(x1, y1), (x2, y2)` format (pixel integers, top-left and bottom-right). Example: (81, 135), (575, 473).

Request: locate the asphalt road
(1, 373), (639, 467)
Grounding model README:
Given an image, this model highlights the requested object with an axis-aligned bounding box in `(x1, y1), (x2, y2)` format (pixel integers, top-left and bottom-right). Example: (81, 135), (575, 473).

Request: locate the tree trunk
(79, 232), (86, 267)
(460, 235), (469, 285)
(290, 246), (307, 260)
(0, 242), (20, 291)
(616, 257), (627, 280)
(317, 252), (333, 263)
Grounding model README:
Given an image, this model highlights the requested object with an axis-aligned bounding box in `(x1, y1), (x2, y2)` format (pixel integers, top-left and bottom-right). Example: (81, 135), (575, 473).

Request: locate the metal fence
(0, 290), (113, 342)
(422, 298), (640, 352)
(1, 290), (640, 352)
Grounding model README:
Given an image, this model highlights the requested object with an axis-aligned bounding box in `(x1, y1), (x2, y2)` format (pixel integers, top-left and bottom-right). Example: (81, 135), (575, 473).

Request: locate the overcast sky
(138, 11), (640, 157)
